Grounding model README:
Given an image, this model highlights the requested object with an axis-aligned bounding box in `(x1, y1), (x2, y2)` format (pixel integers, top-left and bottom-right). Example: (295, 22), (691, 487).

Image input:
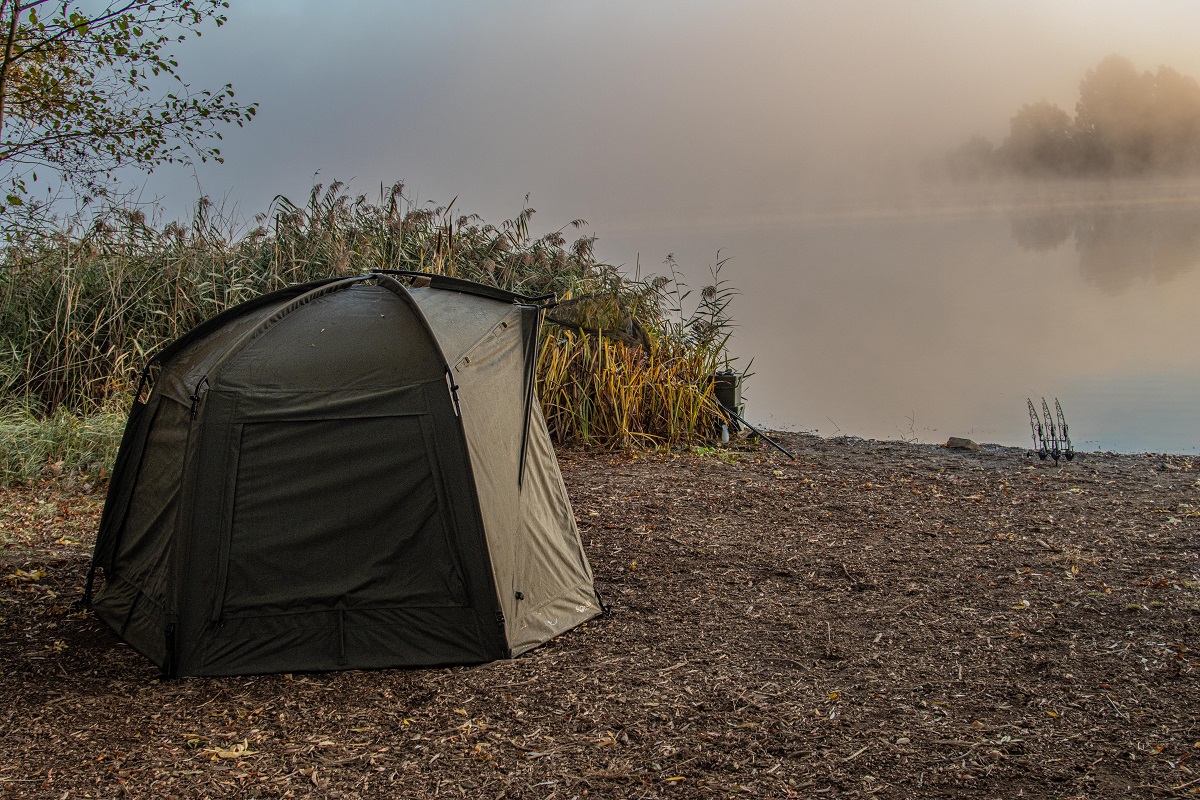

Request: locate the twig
(1104, 693), (1129, 720)
(1137, 777), (1200, 795)
(842, 744), (870, 762)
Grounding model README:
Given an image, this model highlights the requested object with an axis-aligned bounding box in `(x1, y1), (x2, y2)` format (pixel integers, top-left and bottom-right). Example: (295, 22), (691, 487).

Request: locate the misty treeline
(948, 55), (1200, 178)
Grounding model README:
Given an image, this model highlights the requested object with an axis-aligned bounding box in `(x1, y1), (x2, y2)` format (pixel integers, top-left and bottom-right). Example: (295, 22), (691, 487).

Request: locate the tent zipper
(190, 377), (209, 418)
(446, 368), (462, 417)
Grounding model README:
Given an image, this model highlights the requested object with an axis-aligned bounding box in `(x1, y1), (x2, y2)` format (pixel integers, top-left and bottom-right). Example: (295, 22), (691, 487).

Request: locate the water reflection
(1010, 204), (1200, 292)
(601, 192), (1200, 453)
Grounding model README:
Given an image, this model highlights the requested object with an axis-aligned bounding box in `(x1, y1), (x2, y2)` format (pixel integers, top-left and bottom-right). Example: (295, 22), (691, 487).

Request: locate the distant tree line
(947, 55), (1200, 178)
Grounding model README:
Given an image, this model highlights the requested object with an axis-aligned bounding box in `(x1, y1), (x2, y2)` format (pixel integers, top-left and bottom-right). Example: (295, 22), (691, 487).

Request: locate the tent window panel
(222, 416), (468, 616)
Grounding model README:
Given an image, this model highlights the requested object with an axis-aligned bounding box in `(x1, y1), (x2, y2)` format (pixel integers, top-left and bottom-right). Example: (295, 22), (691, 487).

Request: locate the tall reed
(0, 183), (736, 448)
(538, 254), (737, 448)
(538, 329), (727, 448)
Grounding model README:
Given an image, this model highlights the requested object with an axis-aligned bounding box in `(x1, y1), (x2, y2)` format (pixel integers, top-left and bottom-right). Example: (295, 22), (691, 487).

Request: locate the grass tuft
(0, 404), (125, 484)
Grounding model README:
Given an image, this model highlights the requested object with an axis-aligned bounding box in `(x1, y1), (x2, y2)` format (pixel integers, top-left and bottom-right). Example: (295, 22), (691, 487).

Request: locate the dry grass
(0, 184), (738, 454)
(539, 329), (724, 449)
(0, 404), (123, 486)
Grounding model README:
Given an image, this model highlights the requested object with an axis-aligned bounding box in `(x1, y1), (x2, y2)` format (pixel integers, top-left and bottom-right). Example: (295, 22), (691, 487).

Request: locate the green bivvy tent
(86, 272), (600, 676)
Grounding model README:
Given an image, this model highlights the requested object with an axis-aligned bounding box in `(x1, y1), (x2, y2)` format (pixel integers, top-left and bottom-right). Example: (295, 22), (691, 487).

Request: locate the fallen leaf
(204, 740), (258, 760)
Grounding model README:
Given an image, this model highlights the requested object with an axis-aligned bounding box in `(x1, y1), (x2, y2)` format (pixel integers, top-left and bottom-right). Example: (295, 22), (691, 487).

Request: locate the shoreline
(759, 427), (1199, 461)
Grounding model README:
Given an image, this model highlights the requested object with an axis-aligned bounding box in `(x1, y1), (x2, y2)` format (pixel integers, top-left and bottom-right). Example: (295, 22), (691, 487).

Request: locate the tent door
(209, 412), (472, 622)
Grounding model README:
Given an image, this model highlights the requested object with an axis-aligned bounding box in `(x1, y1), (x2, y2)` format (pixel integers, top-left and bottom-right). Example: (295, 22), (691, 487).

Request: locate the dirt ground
(1, 433), (1198, 799)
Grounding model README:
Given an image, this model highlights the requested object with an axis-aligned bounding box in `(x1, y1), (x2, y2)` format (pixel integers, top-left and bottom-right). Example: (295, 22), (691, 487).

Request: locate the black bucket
(711, 370), (743, 431)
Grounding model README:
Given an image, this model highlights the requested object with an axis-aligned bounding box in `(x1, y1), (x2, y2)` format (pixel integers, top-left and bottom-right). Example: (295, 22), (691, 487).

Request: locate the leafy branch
(0, 0), (257, 215)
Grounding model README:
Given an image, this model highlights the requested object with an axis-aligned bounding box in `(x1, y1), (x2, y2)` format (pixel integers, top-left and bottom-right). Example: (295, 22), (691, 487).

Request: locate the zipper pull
(445, 369), (462, 417)
(190, 377), (209, 419)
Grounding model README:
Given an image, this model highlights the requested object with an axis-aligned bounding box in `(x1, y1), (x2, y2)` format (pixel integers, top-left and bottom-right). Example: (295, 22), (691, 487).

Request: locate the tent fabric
(89, 275), (600, 676)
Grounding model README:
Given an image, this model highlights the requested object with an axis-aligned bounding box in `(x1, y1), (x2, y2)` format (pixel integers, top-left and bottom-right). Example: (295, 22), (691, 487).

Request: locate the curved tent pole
(369, 273), (458, 369)
(140, 275), (352, 381)
(370, 273), (510, 649)
(373, 269), (548, 488)
(194, 275), (371, 399)
(517, 304), (545, 489)
(370, 269), (556, 306)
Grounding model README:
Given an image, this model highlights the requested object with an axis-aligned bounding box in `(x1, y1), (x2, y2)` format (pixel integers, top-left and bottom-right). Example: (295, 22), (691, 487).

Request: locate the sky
(134, 0), (1200, 244)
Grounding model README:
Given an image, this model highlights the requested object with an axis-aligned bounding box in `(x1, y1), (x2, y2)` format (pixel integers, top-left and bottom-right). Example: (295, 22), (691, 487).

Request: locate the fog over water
(597, 184), (1200, 453)
(130, 1), (1200, 452)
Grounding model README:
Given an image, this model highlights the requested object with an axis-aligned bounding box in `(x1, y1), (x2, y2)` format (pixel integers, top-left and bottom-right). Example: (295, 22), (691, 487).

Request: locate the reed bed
(538, 329), (725, 448)
(0, 183), (735, 457)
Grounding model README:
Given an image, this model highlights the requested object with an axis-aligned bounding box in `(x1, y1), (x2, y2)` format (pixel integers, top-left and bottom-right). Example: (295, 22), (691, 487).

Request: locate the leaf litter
(0, 434), (1198, 798)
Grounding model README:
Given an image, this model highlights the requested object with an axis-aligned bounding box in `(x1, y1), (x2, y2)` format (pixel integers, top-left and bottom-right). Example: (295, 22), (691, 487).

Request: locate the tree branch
(0, 0), (22, 136)
(0, 0), (253, 208)
(7, 0), (142, 63)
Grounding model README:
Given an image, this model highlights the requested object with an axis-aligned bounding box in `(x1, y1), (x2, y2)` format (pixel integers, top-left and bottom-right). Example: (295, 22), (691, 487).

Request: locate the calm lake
(600, 181), (1200, 454)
